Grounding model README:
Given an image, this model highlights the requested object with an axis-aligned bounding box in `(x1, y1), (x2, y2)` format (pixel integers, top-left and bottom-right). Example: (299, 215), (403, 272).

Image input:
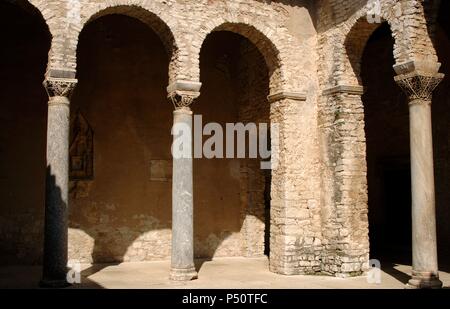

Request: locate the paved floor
(1, 257), (449, 289)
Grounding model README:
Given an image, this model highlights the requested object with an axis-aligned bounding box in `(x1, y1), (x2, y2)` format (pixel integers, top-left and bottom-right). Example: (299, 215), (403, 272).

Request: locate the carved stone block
(150, 159), (172, 181)
(69, 110), (93, 180)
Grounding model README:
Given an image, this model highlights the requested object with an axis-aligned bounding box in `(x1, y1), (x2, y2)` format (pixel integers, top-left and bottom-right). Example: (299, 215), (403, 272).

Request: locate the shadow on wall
(253, 0), (317, 30)
(0, 1), (50, 265)
(314, 0), (371, 33)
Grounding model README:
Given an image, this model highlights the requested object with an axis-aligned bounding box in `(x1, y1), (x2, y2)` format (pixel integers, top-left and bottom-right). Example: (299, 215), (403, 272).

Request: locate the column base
(39, 278), (71, 288)
(406, 270), (443, 289)
(170, 267), (198, 281)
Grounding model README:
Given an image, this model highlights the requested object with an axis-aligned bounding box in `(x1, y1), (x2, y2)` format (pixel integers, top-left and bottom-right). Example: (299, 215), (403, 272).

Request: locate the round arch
(78, 3), (179, 84)
(195, 19), (287, 94)
(344, 17), (392, 85)
(337, 2), (405, 86)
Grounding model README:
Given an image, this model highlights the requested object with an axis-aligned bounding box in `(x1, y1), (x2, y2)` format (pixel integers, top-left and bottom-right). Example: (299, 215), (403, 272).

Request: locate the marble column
(40, 77), (77, 288)
(395, 70), (444, 289)
(168, 80), (201, 281)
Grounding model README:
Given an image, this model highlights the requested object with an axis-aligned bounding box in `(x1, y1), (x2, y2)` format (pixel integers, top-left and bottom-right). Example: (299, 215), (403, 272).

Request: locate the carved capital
(43, 77), (78, 99)
(167, 80), (201, 109)
(394, 72), (444, 103)
(169, 91), (200, 109)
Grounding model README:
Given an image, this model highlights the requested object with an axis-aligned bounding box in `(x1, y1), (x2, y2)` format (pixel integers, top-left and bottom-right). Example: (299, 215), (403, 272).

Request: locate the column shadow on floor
(380, 253), (450, 288)
(382, 262), (410, 285)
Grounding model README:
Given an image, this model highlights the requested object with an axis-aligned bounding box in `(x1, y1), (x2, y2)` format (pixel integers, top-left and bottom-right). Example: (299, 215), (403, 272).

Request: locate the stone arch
(78, 2), (179, 84)
(337, 2), (405, 86)
(343, 17), (392, 85)
(195, 19), (286, 94)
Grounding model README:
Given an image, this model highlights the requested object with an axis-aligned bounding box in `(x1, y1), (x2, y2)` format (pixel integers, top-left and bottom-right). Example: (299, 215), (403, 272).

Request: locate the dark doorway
(0, 1), (50, 264)
(362, 23), (412, 263)
(370, 158), (411, 262)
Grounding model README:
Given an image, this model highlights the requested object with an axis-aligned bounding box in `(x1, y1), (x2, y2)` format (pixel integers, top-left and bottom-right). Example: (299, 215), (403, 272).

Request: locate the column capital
(393, 60), (442, 76)
(167, 80), (202, 109)
(43, 77), (78, 100)
(394, 72), (444, 103)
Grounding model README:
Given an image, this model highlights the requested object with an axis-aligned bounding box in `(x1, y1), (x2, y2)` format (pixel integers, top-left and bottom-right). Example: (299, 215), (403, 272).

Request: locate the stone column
(168, 80), (201, 281)
(40, 76), (77, 287)
(395, 69), (444, 289)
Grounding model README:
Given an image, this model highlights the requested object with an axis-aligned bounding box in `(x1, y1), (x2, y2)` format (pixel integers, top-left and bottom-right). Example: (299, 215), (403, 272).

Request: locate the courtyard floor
(1, 257), (449, 289)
